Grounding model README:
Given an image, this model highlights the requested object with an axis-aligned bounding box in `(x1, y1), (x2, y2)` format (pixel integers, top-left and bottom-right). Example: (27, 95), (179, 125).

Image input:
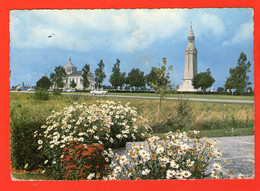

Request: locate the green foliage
(70, 79), (77, 89)
(10, 106), (46, 171)
(82, 64), (90, 90)
(60, 142), (111, 180)
(192, 68), (215, 93)
(53, 89), (62, 95)
(224, 52), (251, 94)
(109, 59), (126, 89)
(36, 101), (152, 179)
(36, 76), (52, 89)
(217, 87), (225, 93)
(145, 67), (157, 88)
(126, 68), (146, 90)
(34, 88), (50, 101)
(95, 60), (106, 89)
(148, 58), (173, 117)
(50, 66), (66, 89)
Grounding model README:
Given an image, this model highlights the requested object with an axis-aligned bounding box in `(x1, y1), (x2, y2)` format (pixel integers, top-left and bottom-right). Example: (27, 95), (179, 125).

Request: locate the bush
(34, 88), (49, 100)
(60, 141), (112, 180)
(53, 89), (62, 95)
(110, 131), (243, 180)
(10, 108), (46, 170)
(36, 101), (152, 179)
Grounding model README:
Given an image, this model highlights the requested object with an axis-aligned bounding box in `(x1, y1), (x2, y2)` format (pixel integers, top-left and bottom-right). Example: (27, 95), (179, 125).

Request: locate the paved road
(82, 94), (254, 104)
(10, 91), (254, 104)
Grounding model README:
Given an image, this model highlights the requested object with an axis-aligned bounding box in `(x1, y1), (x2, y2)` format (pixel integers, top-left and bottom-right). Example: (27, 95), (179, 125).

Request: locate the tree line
(36, 52), (252, 95)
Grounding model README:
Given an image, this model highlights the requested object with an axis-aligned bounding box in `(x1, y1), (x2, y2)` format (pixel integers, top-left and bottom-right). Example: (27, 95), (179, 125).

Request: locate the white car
(64, 89), (76, 92)
(90, 89), (108, 95)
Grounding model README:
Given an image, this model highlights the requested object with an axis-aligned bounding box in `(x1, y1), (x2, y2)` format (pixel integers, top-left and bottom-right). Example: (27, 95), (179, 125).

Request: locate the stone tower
(177, 25), (198, 92)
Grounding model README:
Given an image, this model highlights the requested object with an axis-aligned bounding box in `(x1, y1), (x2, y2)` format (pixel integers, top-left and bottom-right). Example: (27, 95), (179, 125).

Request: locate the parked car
(90, 89), (108, 95)
(17, 87), (29, 91)
(64, 89), (76, 92)
(27, 88), (35, 91)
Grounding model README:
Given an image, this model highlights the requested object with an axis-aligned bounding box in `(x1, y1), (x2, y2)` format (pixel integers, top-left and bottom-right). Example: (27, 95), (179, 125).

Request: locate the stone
(178, 25), (199, 92)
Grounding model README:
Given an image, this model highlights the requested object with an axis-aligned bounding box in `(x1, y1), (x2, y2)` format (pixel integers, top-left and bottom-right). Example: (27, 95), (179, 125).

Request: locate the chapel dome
(64, 57), (77, 74)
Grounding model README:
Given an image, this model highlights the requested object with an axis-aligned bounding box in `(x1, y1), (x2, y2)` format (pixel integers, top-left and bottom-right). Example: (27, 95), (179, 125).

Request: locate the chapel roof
(64, 57), (77, 69)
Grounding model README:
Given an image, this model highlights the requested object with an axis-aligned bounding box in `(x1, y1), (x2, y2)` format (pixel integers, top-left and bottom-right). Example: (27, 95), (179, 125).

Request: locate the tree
(224, 52), (251, 94)
(148, 58), (173, 118)
(70, 79), (77, 89)
(145, 67), (157, 88)
(95, 60), (106, 89)
(36, 76), (52, 89)
(109, 59), (126, 89)
(192, 68), (215, 93)
(50, 66), (67, 89)
(217, 87), (225, 93)
(126, 68), (146, 90)
(82, 64), (90, 90)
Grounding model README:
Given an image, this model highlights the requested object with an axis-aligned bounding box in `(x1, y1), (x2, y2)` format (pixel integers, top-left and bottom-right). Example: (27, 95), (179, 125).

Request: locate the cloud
(10, 9), (228, 52)
(10, 9), (186, 52)
(198, 13), (225, 36)
(222, 21), (253, 46)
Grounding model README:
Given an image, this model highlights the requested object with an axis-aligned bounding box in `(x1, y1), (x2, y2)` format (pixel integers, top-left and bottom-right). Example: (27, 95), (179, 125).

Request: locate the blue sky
(10, 9), (254, 90)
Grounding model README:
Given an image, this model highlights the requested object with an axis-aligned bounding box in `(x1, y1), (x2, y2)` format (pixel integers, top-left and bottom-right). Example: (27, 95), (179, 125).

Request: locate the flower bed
(35, 101), (152, 179)
(109, 131), (244, 180)
(34, 100), (243, 180)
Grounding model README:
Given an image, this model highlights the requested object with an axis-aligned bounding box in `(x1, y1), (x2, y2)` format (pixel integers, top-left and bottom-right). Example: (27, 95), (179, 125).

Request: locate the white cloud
(198, 13), (225, 36)
(222, 21), (253, 46)
(10, 9), (227, 52)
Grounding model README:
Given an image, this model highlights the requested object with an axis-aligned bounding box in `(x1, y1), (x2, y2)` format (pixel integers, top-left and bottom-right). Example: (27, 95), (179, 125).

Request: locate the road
(11, 91), (254, 104)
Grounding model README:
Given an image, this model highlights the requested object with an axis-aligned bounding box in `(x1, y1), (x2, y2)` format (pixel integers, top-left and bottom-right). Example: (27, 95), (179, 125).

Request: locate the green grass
(12, 173), (50, 180)
(107, 92), (254, 100)
(10, 92), (254, 136)
(154, 127), (254, 139)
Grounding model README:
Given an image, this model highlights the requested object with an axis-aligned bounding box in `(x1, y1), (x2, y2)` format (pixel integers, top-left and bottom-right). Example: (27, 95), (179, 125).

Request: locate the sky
(9, 9), (254, 90)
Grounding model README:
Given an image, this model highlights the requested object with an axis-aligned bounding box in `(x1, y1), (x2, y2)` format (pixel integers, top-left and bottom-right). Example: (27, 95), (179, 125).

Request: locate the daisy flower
(142, 169), (150, 175)
(213, 163), (222, 171)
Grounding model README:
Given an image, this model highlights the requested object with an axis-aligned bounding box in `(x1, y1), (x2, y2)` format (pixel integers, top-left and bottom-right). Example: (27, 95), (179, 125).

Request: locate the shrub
(36, 101), (152, 179)
(53, 89), (62, 95)
(110, 131), (243, 180)
(34, 88), (49, 100)
(60, 141), (112, 180)
(10, 108), (46, 170)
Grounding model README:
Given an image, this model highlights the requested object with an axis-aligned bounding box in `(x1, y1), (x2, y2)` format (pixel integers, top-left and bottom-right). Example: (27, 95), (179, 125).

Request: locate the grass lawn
(11, 92), (254, 137)
(12, 173), (50, 180)
(155, 127), (254, 139)
(108, 92), (254, 100)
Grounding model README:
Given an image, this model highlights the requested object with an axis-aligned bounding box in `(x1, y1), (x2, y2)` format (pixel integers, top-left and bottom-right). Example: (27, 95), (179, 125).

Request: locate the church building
(63, 57), (96, 90)
(177, 25), (199, 92)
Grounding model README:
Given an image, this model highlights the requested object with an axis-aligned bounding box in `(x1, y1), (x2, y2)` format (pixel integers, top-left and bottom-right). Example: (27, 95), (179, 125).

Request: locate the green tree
(109, 59), (126, 89)
(70, 79), (77, 89)
(82, 64), (90, 90)
(50, 66), (67, 90)
(145, 67), (157, 88)
(36, 76), (52, 89)
(224, 52), (251, 94)
(126, 68), (146, 90)
(149, 58), (173, 118)
(95, 60), (106, 89)
(217, 87), (225, 93)
(192, 68), (215, 93)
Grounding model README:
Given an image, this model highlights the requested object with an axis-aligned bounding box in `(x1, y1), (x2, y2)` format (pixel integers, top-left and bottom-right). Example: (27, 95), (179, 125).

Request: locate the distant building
(63, 57), (95, 90)
(177, 25), (199, 92)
